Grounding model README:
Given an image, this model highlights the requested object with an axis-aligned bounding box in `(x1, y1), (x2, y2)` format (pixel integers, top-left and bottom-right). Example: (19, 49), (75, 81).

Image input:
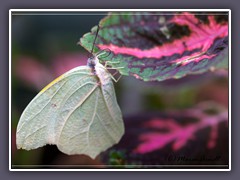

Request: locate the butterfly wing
(17, 65), (124, 159)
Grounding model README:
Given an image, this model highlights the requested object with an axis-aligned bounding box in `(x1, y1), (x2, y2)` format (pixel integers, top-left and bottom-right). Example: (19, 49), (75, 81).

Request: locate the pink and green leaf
(80, 12), (229, 81)
(101, 102), (228, 165)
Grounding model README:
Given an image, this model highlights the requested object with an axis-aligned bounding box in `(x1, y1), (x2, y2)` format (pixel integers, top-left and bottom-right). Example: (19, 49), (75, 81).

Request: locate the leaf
(100, 102), (228, 166)
(14, 56), (53, 90)
(133, 103), (228, 154)
(14, 53), (88, 90)
(134, 108), (227, 154)
(80, 12), (229, 81)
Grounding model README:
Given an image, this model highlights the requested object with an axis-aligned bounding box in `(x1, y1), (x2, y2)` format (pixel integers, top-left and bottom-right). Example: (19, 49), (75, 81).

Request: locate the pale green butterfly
(16, 27), (124, 159)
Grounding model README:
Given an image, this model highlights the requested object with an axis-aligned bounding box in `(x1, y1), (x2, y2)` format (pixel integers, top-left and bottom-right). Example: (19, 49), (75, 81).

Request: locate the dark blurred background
(11, 13), (229, 169)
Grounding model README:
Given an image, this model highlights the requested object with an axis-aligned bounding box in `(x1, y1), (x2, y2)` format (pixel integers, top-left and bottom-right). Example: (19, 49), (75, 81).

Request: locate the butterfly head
(87, 55), (101, 70)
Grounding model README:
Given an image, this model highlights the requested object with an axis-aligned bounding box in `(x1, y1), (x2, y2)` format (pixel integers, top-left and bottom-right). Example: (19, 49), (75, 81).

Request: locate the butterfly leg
(96, 49), (112, 59)
(104, 61), (121, 68)
(110, 67), (125, 82)
(108, 73), (122, 83)
(103, 61), (124, 82)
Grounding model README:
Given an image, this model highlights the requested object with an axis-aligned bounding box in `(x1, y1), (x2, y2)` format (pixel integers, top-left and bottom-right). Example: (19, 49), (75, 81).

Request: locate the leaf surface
(80, 12), (229, 81)
(101, 102), (228, 166)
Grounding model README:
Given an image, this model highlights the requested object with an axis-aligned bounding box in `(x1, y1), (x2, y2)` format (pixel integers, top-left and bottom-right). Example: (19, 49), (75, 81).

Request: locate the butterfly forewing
(16, 66), (94, 149)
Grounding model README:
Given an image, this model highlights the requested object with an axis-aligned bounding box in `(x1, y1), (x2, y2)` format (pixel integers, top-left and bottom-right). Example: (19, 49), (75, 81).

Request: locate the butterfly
(16, 26), (125, 159)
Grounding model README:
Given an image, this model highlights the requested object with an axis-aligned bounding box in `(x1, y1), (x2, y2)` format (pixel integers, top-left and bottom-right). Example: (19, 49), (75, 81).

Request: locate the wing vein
(57, 83), (99, 143)
(86, 88), (100, 148)
(17, 80), (68, 133)
(22, 125), (47, 144)
(96, 113), (116, 142)
(101, 84), (121, 129)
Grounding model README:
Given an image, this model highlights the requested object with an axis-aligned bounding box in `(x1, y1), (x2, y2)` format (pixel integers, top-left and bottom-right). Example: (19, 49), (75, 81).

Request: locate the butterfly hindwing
(56, 67), (124, 158)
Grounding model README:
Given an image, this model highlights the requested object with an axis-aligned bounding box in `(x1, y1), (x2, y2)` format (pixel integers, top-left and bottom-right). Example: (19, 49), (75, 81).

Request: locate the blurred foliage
(108, 150), (127, 166)
(107, 150), (142, 168)
(101, 102), (228, 167)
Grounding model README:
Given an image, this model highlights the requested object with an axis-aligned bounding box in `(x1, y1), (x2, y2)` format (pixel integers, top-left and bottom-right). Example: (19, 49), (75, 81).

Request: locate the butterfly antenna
(90, 25), (100, 55)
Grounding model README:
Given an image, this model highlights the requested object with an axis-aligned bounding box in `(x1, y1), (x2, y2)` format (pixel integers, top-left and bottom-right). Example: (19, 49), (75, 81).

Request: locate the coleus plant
(101, 102), (228, 166)
(80, 12), (228, 81)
